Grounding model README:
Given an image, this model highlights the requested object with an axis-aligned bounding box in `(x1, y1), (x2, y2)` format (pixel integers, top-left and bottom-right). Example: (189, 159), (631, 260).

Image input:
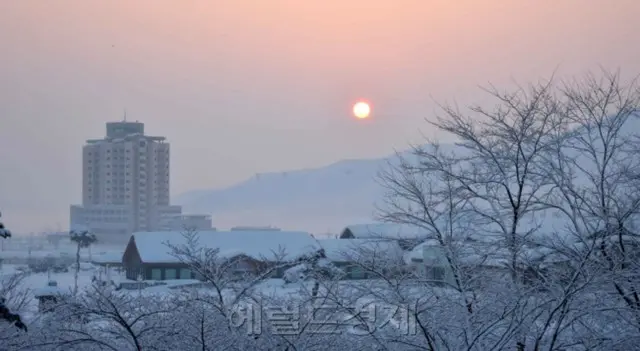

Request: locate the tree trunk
(74, 243), (80, 295)
(311, 281), (319, 299)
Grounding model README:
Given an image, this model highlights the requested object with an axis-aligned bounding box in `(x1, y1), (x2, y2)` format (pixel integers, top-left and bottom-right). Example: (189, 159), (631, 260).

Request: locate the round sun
(353, 101), (371, 119)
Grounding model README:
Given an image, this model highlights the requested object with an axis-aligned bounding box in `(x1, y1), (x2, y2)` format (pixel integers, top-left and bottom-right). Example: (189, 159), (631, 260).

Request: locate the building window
(179, 268), (191, 279)
(429, 266), (446, 282)
(165, 268), (177, 280)
(350, 265), (366, 279)
(151, 268), (162, 280)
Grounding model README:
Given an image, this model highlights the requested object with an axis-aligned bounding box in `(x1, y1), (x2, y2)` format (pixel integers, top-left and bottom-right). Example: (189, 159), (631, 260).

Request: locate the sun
(353, 101), (371, 119)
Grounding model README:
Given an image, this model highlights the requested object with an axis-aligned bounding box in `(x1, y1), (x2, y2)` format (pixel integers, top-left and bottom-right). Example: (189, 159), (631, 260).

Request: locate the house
(317, 239), (404, 279)
(339, 223), (429, 250)
(405, 238), (575, 288)
(122, 230), (321, 281)
(33, 280), (65, 313)
(404, 239), (457, 285)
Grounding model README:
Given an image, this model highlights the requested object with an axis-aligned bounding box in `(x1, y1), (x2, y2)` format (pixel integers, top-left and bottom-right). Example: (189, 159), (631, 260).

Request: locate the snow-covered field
(1, 262), (325, 321)
(2, 264), (103, 291)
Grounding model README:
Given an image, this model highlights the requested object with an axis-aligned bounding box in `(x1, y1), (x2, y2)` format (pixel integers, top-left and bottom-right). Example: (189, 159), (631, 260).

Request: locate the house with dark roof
(122, 230), (321, 281)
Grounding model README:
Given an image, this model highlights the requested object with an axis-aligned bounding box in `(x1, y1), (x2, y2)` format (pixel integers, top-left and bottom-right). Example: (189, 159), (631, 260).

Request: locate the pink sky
(1, 0), (639, 232)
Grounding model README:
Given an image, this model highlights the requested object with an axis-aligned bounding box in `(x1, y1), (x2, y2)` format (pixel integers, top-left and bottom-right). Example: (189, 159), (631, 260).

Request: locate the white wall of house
(413, 245), (456, 286)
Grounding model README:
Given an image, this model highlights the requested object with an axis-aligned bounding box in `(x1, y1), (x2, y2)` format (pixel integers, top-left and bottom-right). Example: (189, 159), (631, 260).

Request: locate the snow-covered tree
(539, 70), (640, 340)
(70, 227), (97, 295)
(376, 69), (640, 349)
(0, 212), (27, 337)
(0, 211), (11, 239)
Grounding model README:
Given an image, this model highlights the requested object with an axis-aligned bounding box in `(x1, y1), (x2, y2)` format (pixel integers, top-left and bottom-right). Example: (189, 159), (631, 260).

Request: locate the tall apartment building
(70, 121), (184, 243)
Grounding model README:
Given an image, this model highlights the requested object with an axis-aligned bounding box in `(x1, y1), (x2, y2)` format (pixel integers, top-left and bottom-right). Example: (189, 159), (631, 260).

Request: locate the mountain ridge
(174, 151), (405, 232)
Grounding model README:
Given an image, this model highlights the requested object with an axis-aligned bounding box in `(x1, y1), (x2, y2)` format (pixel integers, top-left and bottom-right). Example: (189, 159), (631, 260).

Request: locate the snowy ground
(1, 263), (310, 320)
(2, 259), (434, 330)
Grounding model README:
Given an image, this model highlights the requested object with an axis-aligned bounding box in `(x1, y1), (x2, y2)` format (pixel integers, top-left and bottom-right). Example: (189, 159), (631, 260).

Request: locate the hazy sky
(1, 1), (639, 232)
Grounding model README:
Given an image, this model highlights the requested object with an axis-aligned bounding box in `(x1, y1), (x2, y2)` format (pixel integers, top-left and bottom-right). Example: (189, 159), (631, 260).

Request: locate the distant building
(160, 214), (214, 232)
(230, 226), (280, 232)
(69, 120), (183, 244)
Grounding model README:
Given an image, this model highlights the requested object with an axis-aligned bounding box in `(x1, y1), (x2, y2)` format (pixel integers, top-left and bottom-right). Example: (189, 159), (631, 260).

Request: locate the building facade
(70, 121), (185, 243)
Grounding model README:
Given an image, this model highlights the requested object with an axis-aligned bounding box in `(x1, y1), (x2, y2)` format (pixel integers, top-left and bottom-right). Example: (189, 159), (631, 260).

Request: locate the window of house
(179, 268), (191, 279)
(165, 268), (177, 280)
(430, 266), (446, 282)
(151, 268), (162, 280)
(349, 265), (366, 279)
(232, 260), (252, 275)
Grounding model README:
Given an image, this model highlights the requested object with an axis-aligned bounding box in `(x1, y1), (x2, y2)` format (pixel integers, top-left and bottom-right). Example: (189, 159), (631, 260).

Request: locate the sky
(1, 0), (639, 233)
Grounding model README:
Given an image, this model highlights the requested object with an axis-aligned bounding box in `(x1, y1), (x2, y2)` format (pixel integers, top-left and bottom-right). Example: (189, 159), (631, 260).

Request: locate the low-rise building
(122, 230), (321, 281)
(317, 238), (404, 279)
(339, 223), (428, 250)
(159, 214), (214, 232)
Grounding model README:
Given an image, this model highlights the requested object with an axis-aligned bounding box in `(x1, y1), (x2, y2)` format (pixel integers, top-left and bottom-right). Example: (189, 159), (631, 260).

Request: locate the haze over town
(2, 0), (639, 233)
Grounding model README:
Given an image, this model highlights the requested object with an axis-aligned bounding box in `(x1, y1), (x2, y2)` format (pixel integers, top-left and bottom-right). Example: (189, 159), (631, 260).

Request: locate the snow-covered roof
(131, 230), (321, 264)
(341, 223), (429, 240)
(33, 281), (66, 297)
(92, 251), (124, 264)
(405, 239), (571, 268)
(318, 238), (404, 262)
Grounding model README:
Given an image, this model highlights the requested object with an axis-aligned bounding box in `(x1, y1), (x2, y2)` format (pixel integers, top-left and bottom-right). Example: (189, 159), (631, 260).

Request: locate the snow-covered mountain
(174, 155), (397, 234)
